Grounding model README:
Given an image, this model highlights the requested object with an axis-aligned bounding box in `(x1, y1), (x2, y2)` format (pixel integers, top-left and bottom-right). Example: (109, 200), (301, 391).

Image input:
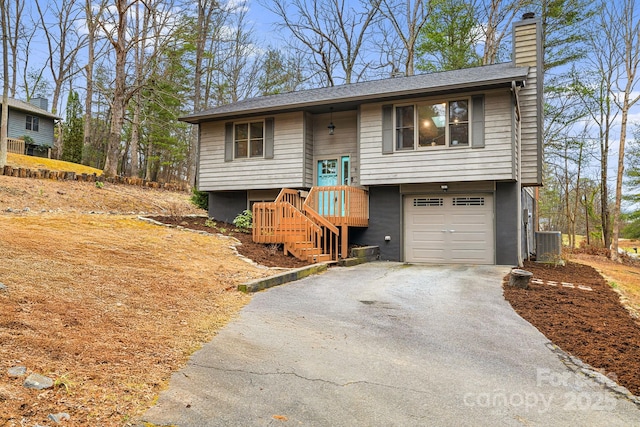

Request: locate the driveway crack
(187, 362), (431, 394)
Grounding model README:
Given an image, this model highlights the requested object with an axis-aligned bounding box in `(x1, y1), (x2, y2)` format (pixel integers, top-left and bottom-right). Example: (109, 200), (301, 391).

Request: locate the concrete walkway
(142, 263), (640, 426)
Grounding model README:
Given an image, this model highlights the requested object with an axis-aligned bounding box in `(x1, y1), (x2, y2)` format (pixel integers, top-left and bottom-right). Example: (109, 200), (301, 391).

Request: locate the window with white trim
(26, 115), (39, 132)
(395, 99), (469, 150)
(234, 121), (264, 158)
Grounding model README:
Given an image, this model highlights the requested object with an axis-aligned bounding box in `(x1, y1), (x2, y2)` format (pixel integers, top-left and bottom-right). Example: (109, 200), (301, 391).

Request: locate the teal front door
(317, 159), (338, 215)
(317, 157), (350, 216)
(317, 159), (338, 186)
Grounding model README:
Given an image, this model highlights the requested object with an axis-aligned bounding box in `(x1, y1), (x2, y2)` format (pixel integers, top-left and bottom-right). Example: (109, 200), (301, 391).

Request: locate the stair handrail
(253, 188), (340, 262)
(275, 188), (304, 211)
(303, 189), (340, 235)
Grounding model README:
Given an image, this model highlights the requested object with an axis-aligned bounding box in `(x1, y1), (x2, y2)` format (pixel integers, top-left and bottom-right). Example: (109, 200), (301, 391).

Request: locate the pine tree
(415, 0), (481, 72)
(61, 90), (84, 164)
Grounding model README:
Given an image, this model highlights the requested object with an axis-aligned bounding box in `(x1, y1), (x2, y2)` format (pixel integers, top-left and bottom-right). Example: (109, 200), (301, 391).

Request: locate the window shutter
(224, 122), (233, 162)
(382, 104), (393, 154)
(472, 95), (485, 148)
(264, 117), (274, 159)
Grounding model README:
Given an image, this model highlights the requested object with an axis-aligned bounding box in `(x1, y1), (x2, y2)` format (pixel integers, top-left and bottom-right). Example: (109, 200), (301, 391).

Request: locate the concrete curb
(338, 246), (380, 267)
(239, 246), (382, 292)
(238, 262), (332, 293)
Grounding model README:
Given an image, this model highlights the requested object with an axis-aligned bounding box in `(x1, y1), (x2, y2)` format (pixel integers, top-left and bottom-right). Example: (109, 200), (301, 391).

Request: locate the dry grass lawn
(6, 153), (103, 175)
(0, 176), (273, 426)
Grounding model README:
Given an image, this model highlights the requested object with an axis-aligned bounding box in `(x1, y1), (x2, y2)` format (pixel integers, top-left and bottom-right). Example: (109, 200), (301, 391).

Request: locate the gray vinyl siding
(7, 109), (55, 147)
(514, 19), (543, 186)
(512, 92), (519, 181)
(198, 112), (305, 191)
(312, 110), (358, 185)
(519, 68), (540, 185)
(359, 90), (514, 186)
(304, 112), (314, 188)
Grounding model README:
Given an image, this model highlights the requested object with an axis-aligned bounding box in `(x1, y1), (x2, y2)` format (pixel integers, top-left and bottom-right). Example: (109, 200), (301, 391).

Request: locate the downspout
(512, 80), (524, 267)
(195, 124), (201, 190)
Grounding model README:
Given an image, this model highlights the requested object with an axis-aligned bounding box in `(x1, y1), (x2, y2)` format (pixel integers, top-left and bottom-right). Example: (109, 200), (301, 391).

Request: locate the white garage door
(404, 194), (494, 264)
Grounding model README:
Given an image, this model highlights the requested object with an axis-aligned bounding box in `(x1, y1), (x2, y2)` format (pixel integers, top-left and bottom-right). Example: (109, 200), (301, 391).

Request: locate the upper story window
(235, 121), (264, 158)
(395, 99), (469, 150)
(26, 115), (39, 132)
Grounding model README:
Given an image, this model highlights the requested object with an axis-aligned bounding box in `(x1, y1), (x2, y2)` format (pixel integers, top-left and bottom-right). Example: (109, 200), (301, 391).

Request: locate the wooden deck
(252, 186), (369, 262)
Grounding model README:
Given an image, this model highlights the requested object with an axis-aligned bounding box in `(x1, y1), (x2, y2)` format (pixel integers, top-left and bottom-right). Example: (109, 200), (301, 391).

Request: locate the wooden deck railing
(6, 138), (25, 155)
(253, 200), (338, 262)
(305, 186), (369, 227)
(252, 186), (367, 263)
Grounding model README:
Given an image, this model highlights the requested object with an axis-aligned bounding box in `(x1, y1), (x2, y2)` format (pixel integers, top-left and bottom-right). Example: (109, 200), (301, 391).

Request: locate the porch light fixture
(328, 108), (335, 135)
(440, 184), (448, 192)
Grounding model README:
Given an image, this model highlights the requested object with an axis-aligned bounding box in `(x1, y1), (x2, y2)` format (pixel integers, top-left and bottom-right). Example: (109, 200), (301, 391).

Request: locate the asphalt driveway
(142, 263), (639, 426)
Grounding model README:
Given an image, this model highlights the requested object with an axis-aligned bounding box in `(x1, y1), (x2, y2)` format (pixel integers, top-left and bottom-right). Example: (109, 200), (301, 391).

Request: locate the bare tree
(187, 0), (222, 186)
(376, 0), (431, 76)
(1, 0), (9, 168)
(266, 0), (381, 86)
(5, 0), (25, 97)
(129, 0), (147, 178)
(217, 5), (261, 103)
(35, 0), (87, 158)
(608, 0), (640, 261)
(98, 0), (180, 177)
(480, 0), (527, 65)
(82, 0), (104, 166)
(574, 13), (621, 248)
(97, 0), (134, 177)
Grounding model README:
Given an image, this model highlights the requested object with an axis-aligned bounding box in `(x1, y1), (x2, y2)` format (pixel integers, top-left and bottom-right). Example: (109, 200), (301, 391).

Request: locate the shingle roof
(2, 98), (61, 120)
(181, 62), (529, 123)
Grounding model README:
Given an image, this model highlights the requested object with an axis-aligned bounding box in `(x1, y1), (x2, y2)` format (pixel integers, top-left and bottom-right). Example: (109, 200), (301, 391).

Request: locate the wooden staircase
(252, 187), (368, 263)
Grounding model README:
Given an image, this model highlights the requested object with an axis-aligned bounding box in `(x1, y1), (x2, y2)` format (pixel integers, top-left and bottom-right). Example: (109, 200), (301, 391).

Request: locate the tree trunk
(1, 0), (9, 168)
(102, 0), (129, 178)
(82, 0), (95, 166)
(611, 105), (628, 261)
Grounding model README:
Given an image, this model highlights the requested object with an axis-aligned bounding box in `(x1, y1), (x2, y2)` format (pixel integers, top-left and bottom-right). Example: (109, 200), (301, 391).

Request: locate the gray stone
(48, 413), (71, 423)
(7, 366), (26, 377)
(5, 208), (13, 212)
(22, 207), (30, 212)
(0, 282), (7, 292)
(23, 373), (54, 390)
(509, 268), (533, 289)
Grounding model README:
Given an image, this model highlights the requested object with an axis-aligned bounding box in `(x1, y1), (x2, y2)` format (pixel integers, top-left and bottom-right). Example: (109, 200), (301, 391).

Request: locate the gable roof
(2, 98), (61, 120)
(181, 62), (529, 124)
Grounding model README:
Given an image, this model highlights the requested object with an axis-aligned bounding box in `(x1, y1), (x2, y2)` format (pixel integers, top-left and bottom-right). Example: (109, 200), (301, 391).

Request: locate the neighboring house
(181, 14), (543, 266)
(1, 97), (60, 157)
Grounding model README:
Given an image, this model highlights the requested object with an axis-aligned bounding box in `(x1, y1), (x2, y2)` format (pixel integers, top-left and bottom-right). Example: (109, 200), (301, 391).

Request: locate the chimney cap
(522, 12), (535, 19)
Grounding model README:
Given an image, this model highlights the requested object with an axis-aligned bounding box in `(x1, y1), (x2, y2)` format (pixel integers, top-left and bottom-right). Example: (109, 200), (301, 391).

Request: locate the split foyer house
(181, 14), (543, 266)
(1, 97), (60, 158)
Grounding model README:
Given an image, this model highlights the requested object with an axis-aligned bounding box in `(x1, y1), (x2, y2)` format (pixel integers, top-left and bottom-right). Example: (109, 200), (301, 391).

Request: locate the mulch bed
(151, 216), (311, 269)
(504, 260), (640, 396)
